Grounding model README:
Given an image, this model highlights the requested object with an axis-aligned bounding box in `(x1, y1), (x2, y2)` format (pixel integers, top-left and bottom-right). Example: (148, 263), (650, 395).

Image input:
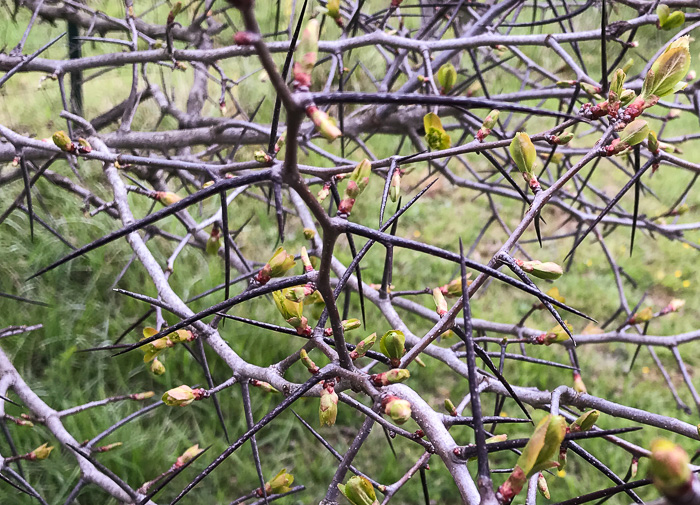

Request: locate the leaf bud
(444, 398), (458, 416)
(610, 68), (626, 97)
(620, 119), (650, 147)
(52, 130), (74, 152)
(175, 444), (204, 467)
(648, 130), (659, 153)
(155, 191), (183, 206)
(569, 410), (599, 432)
(619, 88), (636, 106)
(379, 330), (406, 366)
(162, 385), (197, 407)
(437, 63), (457, 94)
(251, 379), (279, 394)
(150, 358), (166, 375)
(77, 137), (92, 154)
(517, 259), (563, 280)
(299, 348), (319, 374)
(509, 132), (538, 178)
(537, 473), (550, 499)
(389, 168), (401, 202)
(350, 333), (377, 360)
(94, 442), (123, 453)
(319, 382), (338, 426)
(254, 150), (271, 163)
(307, 105), (342, 141)
(573, 372), (587, 393)
(382, 396), (412, 425)
(293, 19), (319, 88)
(371, 369), (410, 386)
(127, 391), (154, 402)
(535, 322), (573, 345)
(206, 224), (222, 255)
(346, 159), (372, 199)
(627, 306), (654, 325)
(440, 276), (470, 297)
(432, 287), (448, 316)
(650, 438), (692, 497)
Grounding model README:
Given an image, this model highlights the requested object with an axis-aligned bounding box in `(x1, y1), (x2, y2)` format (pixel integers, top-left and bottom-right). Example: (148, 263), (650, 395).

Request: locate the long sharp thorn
(600, 0), (608, 93)
(241, 381), (268, 505)
(310, 93), (578, 120)
(383, 426), (398, 459)
(482, 151), (529, 203)
(347, 233), (366, 328)
(17, 204), (76, 250)
(458, 238), (492, 481)
(333, 180), (438, 298)
(567, 442), (643, 503)
(196, 338), (230, 443)
(330, 182), (365, 324)
(87, 402), (163, 448)
(630, 147), (641, 256)
(475, 346), (534, 422)
(0, 291), (49, 307)
(114, 309), (155, 345)
(168, 370), (330, 504)
(267, 0), (308, 153)
(0, 394), (20, 407)
(220, 191), (231, 301)
(338, 54), (345, 159)
(291, 410), (379, 485)
(459, 427), (641, 458)
(565, 159), (654, 261)
(135, 446), (211, 505)
(0, 420), (24, 477)
(274, 0), (281, 36)
(18, 155), (33, 241)
(497, 255), (579, 343)
(28, 171), (272, 280)
(549, 480), (651, 505)
(273, 183), (285, 243)
(419, 467), (430, 505)
(345, 224), (593, 322)
(534, 212), (543, 248)
(0, 470), (35, 497)
(67, 444), (137, 500)
(379, 158), (397, 226)
(627, 342), (642, 373)
(112, 274), (311, 357)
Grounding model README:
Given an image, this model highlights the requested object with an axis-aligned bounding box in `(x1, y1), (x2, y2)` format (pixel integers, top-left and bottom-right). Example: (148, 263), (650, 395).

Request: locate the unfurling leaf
(642, 36), (691, 99)
(338, 475), (378, 505)
(423, 113), (451, 150)
(265, 468), (295, 495)
(497, 415), (566, 504)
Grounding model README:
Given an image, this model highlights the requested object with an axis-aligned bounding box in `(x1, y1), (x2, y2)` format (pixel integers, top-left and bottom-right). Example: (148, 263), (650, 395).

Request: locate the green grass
(1, 2), (700, 504)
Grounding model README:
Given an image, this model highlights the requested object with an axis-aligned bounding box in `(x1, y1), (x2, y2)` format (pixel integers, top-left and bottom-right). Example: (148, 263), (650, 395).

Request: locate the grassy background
(0, 1), (699, 504)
